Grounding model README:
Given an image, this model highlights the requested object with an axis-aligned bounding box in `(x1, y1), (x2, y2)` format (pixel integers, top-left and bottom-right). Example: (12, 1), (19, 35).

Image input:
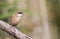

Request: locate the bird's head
(17, 12), (23, 17)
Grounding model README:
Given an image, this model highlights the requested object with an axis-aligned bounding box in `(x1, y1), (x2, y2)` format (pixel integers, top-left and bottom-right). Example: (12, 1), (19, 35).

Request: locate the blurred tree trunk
(39, 0), (51, 39)
(28, 0), (58, 39)
(28, 0), (41, 39)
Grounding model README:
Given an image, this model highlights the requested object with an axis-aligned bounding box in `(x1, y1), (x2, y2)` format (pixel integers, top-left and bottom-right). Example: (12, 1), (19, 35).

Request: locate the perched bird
(8, 12), (23, 26)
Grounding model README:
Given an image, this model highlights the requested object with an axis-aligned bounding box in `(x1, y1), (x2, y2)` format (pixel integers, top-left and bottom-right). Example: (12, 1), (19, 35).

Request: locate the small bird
(8, 12), (23, 26)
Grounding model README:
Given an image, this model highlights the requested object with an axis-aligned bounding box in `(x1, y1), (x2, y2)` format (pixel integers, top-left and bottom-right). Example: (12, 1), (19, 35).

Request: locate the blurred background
(0, 0), (60, 39)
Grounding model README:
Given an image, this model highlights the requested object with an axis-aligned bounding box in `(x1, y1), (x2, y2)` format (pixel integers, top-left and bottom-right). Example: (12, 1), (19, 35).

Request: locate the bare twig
(0, 20), (32, 39)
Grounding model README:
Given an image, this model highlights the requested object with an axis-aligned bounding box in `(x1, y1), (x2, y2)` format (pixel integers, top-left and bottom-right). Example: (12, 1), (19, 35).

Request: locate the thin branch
(0, 20), (32, 39)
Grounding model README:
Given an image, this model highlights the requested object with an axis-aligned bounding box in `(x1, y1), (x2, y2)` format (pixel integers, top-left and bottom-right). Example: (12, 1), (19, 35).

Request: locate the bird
(8, 12), (23, 26)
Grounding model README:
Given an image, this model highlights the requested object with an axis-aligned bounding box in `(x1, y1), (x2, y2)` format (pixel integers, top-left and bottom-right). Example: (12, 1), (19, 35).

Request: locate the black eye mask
(18, 12), (22, 14)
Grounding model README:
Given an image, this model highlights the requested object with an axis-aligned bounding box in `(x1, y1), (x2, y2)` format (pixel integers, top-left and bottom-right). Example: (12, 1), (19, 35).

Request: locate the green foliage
(0, 0), (18, 21)
(0, 0), (9, 9)
(0, 11), (16, 20)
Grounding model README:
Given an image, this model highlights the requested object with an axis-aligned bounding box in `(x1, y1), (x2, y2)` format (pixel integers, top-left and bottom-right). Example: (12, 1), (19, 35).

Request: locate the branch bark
(0, 20), (32, 39)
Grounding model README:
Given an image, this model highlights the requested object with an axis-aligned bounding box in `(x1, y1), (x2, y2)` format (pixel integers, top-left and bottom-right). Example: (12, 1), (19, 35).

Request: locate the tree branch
(0, 20), (32, 39)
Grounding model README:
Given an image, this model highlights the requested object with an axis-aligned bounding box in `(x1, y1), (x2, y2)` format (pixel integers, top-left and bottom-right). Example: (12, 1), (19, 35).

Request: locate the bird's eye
(18, 12), (22, 14)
